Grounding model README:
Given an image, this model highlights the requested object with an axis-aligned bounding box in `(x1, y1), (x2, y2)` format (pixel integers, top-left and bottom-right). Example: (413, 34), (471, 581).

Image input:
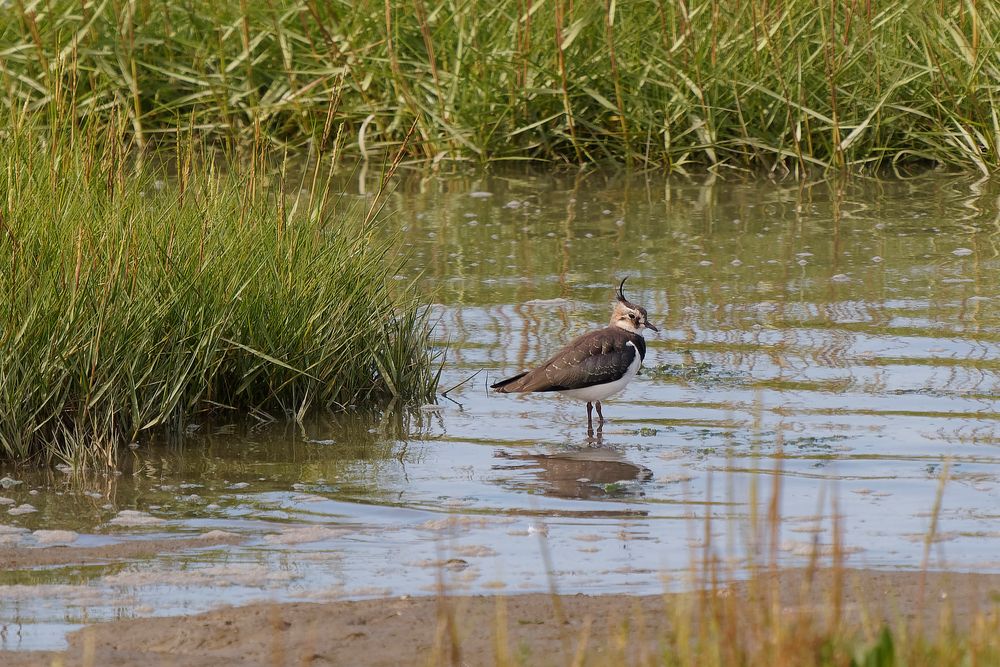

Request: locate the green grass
(0, 109), (440, 465)
(2, 0), (999, 171)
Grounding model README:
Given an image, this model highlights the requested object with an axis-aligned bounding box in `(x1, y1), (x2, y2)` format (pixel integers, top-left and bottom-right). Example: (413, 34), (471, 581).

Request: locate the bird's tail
(490, 371), (529, 393)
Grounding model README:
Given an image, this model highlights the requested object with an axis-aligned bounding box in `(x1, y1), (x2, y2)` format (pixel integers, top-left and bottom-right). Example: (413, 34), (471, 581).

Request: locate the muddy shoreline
(0, 532), (244, 569)
(3, 568), (997, 666)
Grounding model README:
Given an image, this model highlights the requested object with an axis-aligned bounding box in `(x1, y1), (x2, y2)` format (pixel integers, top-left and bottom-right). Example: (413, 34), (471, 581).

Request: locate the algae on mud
(0, 116), (439, 464)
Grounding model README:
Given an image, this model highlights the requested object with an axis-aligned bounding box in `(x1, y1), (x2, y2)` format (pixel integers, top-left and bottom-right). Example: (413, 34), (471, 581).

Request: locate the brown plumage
(491, 278), (659, 434)
(490, 327), (646, 393)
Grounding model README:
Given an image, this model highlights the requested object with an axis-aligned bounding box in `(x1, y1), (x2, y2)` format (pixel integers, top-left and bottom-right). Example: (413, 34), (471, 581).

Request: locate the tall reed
(2, 0), (998, 171)
(0, 108), (439, 465)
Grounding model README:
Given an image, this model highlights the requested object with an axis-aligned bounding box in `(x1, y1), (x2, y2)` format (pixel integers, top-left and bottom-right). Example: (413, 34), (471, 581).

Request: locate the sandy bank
(3, 568), (998, 666)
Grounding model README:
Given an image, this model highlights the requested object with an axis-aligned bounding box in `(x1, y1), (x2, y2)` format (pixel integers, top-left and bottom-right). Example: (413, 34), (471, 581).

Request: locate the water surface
(3, 171), (1000, 650)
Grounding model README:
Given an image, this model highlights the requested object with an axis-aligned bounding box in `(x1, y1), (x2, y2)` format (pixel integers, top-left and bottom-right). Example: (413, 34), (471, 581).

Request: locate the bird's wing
(491, 328), (640, 393)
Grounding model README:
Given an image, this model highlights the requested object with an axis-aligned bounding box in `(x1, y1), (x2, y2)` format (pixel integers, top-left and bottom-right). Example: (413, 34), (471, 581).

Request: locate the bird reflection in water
(494, 440), (653, 501)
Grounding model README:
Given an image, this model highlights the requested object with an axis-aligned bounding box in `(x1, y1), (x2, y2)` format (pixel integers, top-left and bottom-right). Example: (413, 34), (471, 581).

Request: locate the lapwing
(491, 278), (658, 434)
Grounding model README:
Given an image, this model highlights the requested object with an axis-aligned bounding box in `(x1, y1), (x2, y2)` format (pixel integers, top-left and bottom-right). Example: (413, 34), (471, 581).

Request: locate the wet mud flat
(0, 532), (244, 569)
(2, 568), (997, 666)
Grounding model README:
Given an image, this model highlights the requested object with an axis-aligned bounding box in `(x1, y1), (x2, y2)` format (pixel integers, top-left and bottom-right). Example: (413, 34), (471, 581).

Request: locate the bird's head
(610, 278), (659, 334)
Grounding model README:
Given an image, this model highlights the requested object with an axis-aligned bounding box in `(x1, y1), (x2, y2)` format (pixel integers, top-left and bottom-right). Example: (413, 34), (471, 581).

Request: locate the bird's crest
(611, 277), (658, 333)
(616, 277), (630, 305)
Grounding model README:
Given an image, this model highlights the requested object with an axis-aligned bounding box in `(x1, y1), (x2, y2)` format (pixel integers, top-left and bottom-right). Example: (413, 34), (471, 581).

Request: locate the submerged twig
(440, 369), (482, 398)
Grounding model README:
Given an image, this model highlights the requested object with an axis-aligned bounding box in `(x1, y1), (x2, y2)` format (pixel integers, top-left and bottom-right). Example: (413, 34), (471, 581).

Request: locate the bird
(490, 278), (658, 435)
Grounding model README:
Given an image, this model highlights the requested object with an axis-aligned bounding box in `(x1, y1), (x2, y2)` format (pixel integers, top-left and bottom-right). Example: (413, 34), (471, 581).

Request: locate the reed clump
(2, 0), (999, 172)
(0, 110), (439, 465)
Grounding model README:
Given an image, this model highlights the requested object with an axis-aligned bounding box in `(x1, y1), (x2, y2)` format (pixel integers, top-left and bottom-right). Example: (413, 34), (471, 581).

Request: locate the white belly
(558, 342), (641, 402)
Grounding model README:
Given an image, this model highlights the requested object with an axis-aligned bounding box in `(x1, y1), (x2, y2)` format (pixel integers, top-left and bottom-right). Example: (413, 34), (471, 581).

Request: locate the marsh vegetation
(2, 0), (999, 171)
(0, 109), (439, 464)
(1, 1), (999, 663)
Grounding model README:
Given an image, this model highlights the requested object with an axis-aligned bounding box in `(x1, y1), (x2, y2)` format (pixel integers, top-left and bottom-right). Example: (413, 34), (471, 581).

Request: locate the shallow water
(3, 171), (1000, 650)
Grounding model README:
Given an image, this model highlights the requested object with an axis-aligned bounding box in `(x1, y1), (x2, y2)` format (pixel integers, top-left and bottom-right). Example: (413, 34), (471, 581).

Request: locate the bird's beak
(645, 322), (659, 332)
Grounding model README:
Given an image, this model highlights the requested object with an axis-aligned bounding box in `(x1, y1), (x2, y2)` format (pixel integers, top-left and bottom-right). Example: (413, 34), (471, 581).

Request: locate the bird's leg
(595, 401), (605, 423)
(586, 402), (594, 436)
